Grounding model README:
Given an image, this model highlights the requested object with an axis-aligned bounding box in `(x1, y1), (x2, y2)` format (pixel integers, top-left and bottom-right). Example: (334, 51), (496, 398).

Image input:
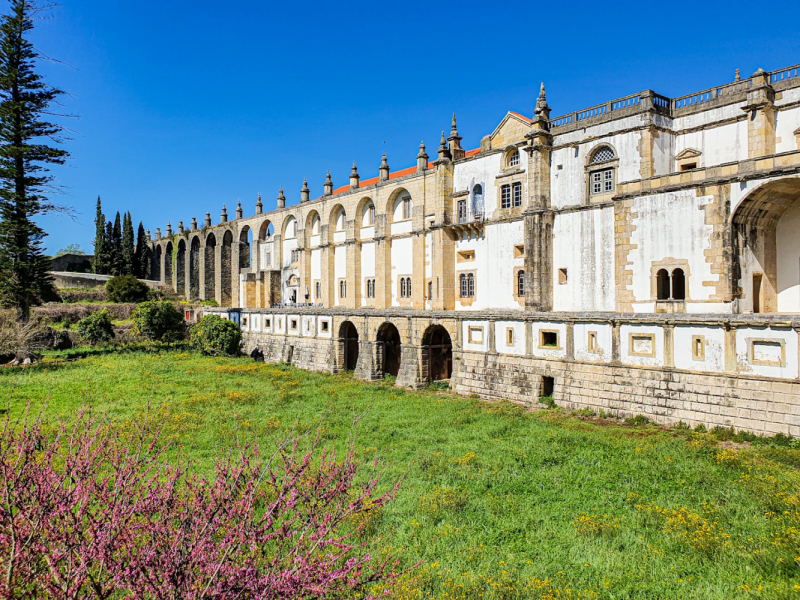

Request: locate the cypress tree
(135, 221), (150, 279)
(93, 196), (106, 274)
(112, 211), (122, 276)
(122, 211), (135, 276)
(104, 220), (114, 274)
(0, 0), (69, 321)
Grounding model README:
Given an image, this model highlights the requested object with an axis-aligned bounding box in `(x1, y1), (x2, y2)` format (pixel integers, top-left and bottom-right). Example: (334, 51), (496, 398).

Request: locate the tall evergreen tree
(0, 0), (69, 321)
(112, 211), (122, 276)
(135, 221), (150, 279)
(93, 196), (107, 274)
(104, 220), (114, 274)
(121, 211), (135, 275)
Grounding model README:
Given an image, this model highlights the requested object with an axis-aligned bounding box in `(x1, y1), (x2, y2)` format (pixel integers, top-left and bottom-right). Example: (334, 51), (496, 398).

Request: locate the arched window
(428, 281), (433, 300)
(407, 277), (412, 297)
(400, 278), (407, 298)
(672, 268), (686, 300)
(517, 270), (525, 297)
(656, 269), (670, 300)
(339, 280), (346, 298)
(508, 150), (520, 168)
(315, 281), (321, 299)
(589, 146), (616, 198)
(473, 184), (483, 201)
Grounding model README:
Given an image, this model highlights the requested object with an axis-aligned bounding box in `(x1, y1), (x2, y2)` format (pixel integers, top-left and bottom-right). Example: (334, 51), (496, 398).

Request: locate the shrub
(105, 275), (150, 303)
(131, 301), (185, 343)
(624, 414), (650, 427)
(34, 303), (137, 324)
(76, 310), (115, 345)
(190, 315), (242, 356)
(58, 289), (108, 303)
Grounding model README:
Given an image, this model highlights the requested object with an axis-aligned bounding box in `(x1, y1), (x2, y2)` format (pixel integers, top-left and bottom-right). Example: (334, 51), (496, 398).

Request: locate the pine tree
(0, 0), (69, 321)
(135, 221), (150, 279)
(93, 196), (106, 274)
(122, 211), (135, 276)
(112, 211), (122, 276)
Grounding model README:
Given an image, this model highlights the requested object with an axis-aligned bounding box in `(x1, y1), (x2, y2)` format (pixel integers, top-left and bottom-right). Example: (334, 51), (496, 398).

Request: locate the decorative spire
(323, 170), (333, 196)
(220, 204), (228, 223)
(301, 178), (310, 202)
(277, 186), (286, 208)
(437, 131), (451, 161)
(166, 222), (172, 236)
(155, 227), (161, 240)
(379, 151), (390, 181)
(416, 141), (428, 172)
(178, 221), (184, 234)
(190, 217), (197, 231)
(735, 68), (741, 82)
(349, 161), (360, 190)
(534, 81), (551, 120)
(448, 113), (464, 160)
(255, 193), (263, 215)
(236, 199), (243, 219)
(451, 113), (458, 136)
(146, 229), (151, 241)
(204, 212), (212, 228)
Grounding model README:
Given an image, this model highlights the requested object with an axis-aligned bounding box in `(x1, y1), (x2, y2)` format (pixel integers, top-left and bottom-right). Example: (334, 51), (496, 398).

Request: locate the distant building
(49, 253), (93, 273)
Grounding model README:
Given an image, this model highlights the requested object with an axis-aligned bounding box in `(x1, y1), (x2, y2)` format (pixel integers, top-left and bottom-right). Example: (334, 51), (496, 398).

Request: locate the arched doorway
(732, 177), (800, 313)
(376, 322), (401, 378)
(205, 233), (216, 302)
(153, 245), (162, 282)
(189, 236), (201, 299)
(221, 231), (233, 307)
(176, 239), (186, 296)
(422, 325), (452, 383)
(339, 321), (359, 371)
(164, 241), (173, 289)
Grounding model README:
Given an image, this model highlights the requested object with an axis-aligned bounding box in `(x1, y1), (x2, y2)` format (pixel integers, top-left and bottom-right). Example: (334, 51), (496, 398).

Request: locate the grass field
(3, 350), (800, 599)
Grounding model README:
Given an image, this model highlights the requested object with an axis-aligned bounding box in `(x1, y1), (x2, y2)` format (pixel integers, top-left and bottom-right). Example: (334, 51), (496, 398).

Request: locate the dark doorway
(541, 376), (555, 398)
(423, 325), (452, 383)
(340, 321), (359, 371)
(377, 322), (401, 378)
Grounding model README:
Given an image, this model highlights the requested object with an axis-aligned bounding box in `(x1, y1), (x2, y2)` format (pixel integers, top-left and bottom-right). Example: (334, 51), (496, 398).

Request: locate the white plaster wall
(652, 129), (674, 176)
(274, 314), (286, 335)
(554, 114), (647, 147)
(390, 221), (412, 236)
(628, 190), (716, 307)
(673, 102), (745, 131)
(262, 314), (273, 334)
(360, 226), (374, 240)
(334, 245), (346, 306)
(301, 315), (315, 337)
(574, 322), (612, 363)
(310, 234), (321, 247)
(495, 320), (525, 355)
(311, 248), (321, 283)
(776, 87), (800, 107)
(333, 231), (346, 243)
(674, 325), (724, 372)
(317, 316), (332, 338)
(675, 120), (747, 169)
(736, 327), (798, 379)
(287, 314), (301, 336)
(776, 106), (800, 154)
(250, 313), (261, 333)
(620, 324), (664, 367)
(452, 152), (506, 219)
(530, 322), (567, 359)
(260, 240), (274, 269)
(776, 205), (800, 312)
(455, 221), (524, 311)
(281, 238), (297, 269)
(552, 207), (615, 312)
(390, 236), (413, 306)
(462, 320), (489, 352)
(361, 204), (374, 227)
(360, 241), (376, 305)
(240, 312), (250, 332)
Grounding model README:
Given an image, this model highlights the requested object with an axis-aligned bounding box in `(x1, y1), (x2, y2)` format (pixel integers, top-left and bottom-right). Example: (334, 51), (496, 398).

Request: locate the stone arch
(385, 187), (411, 224)
(421, 324), (453, 383)
(281, 215), (298, 239)
(305, 210), (321, 244)
(164, 241), (173, 288)
(221, 230), (233, 307)
(731, 176), (800, 312)
(239, 225), (252, 269)
(258, 219), (274, 241)
(503, 145), (521, 168)
(329, 203), (346, 232)
(176, 238), (186, 296)
(339, 320), (359, 371)
(189, 235), (201, 299)
(153, 245), (162, 282)
(376, 321), (402, 378)
(204, 232), (216, 302)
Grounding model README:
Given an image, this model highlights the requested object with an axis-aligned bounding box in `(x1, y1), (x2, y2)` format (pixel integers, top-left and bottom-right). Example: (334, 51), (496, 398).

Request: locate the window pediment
(676, 148), (702, 160)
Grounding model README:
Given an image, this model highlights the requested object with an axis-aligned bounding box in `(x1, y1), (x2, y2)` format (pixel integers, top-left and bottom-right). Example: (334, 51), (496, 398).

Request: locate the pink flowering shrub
(0, 405), (400, 599)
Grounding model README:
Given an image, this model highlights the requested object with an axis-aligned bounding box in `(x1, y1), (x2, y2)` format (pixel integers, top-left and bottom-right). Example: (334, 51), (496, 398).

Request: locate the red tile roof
(509, 111), (531, 123)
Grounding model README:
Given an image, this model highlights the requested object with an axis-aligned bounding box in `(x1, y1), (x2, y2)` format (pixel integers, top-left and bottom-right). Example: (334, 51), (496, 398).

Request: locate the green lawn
(3, 351), (800, 599)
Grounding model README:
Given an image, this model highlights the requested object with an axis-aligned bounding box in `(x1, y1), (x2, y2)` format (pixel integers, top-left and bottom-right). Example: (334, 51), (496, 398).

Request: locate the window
(558, 268), (568, 284)
(265, 252), (271, 267)
(517, 270), (525, 297)
(366, 278), (375, 298)
(539, 330), (559, 348)
(473, 184), (483, 202)
(428, 281), (432, 300)
(512, 182), (522, 207)
(290, 319), (298, 331)
(315, 281), (321, 299)
(680, 162), (697, 171)
(457, 199), (467, 223)
(403, 198), (411, 220)
(506, 328), (515, 346)
(265, 318), (271, 329)
(588, 331), (598, 353)
(514, 245), (525, 258)
(692, 335), (705, 361)
(242, 317), (248, 327)
(339, 280), (346, 298)
(468, 326), (483, 343)
(398, 277), (412, 299)
(367, 204), (375, 225)
(407, 277), (411, 297)
(321, 320), (329, 332)
(656, 267), (687, 301)
(291, 249), (299, 263)
(590, 169), (614, 195)
(458, 251), (475, 262)
(501, 184), (511, 209)
(459, 273), (475, 298)
(508, 150), (520, 167)
(672, 269), (686, 300)
(590, 146), (615, 164)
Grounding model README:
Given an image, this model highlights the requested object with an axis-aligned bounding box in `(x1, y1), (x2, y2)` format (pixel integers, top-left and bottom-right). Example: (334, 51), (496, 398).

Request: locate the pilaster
(744, 69), (776, 159)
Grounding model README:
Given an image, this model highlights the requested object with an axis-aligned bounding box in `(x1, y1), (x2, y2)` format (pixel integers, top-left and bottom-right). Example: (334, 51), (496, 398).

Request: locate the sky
(29, 0), (800, 255)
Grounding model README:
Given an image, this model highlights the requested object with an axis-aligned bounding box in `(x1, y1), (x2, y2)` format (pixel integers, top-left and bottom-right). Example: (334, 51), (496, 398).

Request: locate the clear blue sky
(31, 0), (800, 255)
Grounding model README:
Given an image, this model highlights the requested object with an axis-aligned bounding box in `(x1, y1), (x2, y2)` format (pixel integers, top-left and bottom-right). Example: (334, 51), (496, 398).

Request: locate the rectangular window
(366, 278), (375, 298)
(457, 199), (467, 223)
(291, 249), (299, 263)
(558, 268), (568, 284)
(265, 318), (271, 329)
(692, 335), (705, 361)
(265, 252), (271, 267)
(512, 182), (522, 207)
(514, 245), (525, 258)
(539, 330), (560, 349)
(501, 184), (511, 209)
(588, 331), (597, 353)
(749, 339), (786, 367)
(590, 168), (614, 196)
(629, 334), (655, 357)
(315, 281), (321, 299)
(506, 328), (515, 346)
(403, 198), (411, 220)
(428, 281), (432, 300)
(468, 326), (483, 344)
(339, 281), (346, 298)
(321, 320), (329, 332)
(368, 205), (375, 224)
(290, 319), (298, 331)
